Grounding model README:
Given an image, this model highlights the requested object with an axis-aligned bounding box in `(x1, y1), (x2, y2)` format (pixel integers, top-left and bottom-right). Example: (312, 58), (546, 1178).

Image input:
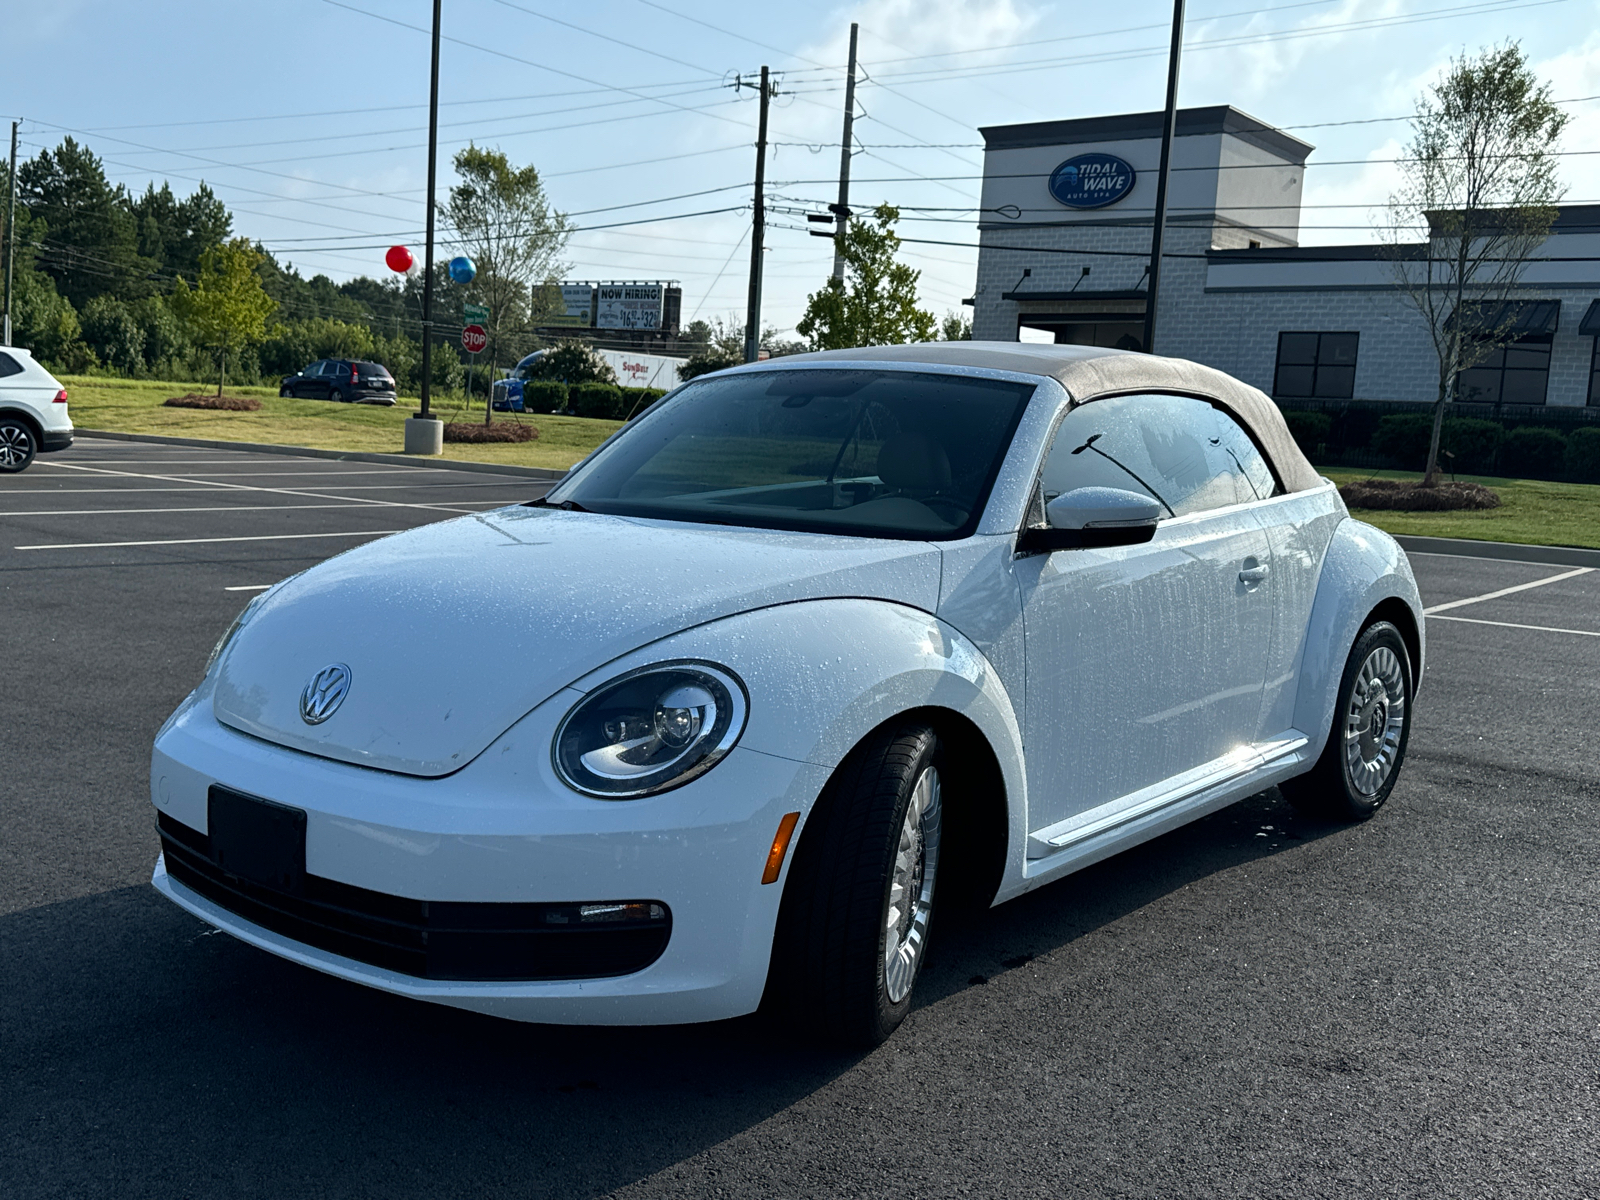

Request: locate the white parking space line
(224, 584), (275, 592)
(34, 463), (451, 479)
(1423, 566), (1594, 615)
(1430, 614), (1600, 638)
(0, 501), (510, 517)
(0, 482), (535, 494)
(26, 461), (515, 515)
(16, 530), (406, 551)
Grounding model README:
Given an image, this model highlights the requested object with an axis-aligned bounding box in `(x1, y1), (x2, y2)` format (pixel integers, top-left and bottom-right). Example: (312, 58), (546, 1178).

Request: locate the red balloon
(385, 245), (414, 273)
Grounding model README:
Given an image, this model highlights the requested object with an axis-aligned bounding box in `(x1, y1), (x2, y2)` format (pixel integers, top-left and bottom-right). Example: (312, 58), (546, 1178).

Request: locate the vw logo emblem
(299, 663), (352, 725)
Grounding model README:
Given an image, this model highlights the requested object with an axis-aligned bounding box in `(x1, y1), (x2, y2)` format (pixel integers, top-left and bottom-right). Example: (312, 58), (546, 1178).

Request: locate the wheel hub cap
(884, 766), (941, 1005)
(0, 427), (29, 466)
(1343, 646), (1406, 796)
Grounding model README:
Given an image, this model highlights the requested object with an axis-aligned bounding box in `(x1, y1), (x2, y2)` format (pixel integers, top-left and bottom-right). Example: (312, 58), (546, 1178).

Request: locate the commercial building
(970, 106), (1600, 409)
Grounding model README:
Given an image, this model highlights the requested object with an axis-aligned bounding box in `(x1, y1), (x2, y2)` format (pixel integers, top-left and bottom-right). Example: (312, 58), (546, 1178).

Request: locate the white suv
(0, 347), (74, 472)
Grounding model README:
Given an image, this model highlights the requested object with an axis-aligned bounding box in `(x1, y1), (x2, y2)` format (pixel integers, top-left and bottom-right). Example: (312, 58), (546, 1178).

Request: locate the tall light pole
(1141, 0), (1185, 356)
(406, 0), (445, 454)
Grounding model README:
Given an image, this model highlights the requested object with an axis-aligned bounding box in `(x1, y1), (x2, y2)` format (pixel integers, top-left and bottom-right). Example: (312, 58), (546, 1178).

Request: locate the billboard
(543, 283), (594, 327)
(597, 282), (665, 330)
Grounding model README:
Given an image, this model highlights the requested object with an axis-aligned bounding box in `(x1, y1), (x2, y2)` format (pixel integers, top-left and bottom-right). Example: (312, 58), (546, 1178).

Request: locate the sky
(5, 0), (1598, 338)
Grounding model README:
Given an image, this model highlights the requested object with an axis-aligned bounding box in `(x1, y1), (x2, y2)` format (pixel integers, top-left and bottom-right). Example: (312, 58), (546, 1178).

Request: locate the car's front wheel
(279, 385), (292, 398)
(768, 722), (943, 1046)
(1283, 620), (1413, 821)
(0, 418), (37, 472)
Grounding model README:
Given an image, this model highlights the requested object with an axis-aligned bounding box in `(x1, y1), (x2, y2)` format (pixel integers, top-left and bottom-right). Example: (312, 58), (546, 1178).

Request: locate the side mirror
(1017, 486), (1162, 553)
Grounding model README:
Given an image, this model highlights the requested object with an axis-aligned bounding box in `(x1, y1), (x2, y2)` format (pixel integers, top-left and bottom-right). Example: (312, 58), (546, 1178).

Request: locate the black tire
(329, 387), (345, 403)
(1282, 620), (1413, 821)
(279, 386), (292, 398)
(767, 723), (943, 1047)
(0, 418), (37, 473)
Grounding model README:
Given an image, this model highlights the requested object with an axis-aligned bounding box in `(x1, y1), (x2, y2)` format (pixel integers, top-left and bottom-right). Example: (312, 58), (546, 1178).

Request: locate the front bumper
(151, 691), (829, 1024)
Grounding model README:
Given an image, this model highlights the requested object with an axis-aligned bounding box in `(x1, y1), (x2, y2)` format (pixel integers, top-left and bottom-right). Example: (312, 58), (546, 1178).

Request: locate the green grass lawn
(58, 375), (620, 472)
(1322, 467), (1600, 550)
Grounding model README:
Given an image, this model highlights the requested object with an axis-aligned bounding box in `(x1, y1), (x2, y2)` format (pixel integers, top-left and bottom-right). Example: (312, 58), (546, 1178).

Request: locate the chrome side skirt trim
(1026, 732), (1310, 860)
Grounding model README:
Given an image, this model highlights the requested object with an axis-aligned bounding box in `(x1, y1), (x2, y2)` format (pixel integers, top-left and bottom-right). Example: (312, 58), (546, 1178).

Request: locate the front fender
(567, 598), (1028, 877)
(1292, 518), (1425, 760)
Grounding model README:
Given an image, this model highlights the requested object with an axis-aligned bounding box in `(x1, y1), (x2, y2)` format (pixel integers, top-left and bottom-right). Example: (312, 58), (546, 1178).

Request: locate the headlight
(553, 662), (748, 799)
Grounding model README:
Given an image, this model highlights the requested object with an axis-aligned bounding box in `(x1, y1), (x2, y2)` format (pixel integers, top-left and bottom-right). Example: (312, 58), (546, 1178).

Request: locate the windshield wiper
(1071, 434), (1176, 518)
(524, 496), (589, 512)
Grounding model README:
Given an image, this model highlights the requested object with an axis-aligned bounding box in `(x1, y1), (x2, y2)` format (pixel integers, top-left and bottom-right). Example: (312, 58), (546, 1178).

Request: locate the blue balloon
(448, 255), (477, 284)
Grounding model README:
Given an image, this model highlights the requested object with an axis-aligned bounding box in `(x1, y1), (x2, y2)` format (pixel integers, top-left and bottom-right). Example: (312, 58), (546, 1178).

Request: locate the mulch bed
(1339, 479), (1502, 511)
(163, 394), (262, 411)
(444, 422), (539, 444)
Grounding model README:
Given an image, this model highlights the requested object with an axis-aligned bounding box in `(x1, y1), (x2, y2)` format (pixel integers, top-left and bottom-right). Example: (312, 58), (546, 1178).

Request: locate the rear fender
(1291, 518), (1425, 760)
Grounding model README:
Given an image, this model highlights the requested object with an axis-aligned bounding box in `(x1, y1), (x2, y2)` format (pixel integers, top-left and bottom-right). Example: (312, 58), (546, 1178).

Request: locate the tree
(796, 204), (937, 351)
(1383, 43), (1568, 485)
(19, 138), (150, 309)
(444, 145), (571, 422)
(523, 340), (615, 385)
(169, 238), (278, 395)
(940, 311), (973, 341)
(81, 295), (145, 374)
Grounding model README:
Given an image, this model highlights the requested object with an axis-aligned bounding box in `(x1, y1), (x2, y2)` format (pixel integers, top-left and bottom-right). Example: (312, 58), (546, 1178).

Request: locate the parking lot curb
(74, 429), (567, 481)
(1394, 534), (1600, 569)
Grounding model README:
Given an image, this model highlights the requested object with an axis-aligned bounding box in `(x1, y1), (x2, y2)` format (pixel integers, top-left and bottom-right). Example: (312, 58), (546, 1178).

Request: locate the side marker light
(761, 811), (802, 884)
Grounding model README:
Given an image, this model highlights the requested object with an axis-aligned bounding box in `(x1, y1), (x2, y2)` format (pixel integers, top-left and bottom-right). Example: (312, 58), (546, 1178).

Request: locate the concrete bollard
(404, 416), (444, 456)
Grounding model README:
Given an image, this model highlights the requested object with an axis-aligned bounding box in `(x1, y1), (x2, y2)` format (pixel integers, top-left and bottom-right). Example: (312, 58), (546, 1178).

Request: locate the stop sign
(461, 324), (488, 354)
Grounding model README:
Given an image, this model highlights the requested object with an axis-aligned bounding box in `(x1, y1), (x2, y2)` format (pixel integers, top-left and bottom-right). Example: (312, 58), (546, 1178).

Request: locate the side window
(0, 352), (23, 378)
(1041, 393), (1273, 519)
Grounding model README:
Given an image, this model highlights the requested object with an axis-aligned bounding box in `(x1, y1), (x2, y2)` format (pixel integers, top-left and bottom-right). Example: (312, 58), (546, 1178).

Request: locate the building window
(1590, 339), (1600, 406)
(1456, 336), (1552, 405)
(1274, 332), (1358, 399)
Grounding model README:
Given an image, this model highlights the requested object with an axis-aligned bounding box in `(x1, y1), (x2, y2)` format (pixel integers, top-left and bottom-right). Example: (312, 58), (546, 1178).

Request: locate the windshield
(547, 368), (1035, 539)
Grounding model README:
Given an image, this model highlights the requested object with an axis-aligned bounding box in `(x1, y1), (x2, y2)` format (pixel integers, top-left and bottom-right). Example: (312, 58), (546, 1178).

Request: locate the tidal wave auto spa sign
(1048, 153), (1137, 210)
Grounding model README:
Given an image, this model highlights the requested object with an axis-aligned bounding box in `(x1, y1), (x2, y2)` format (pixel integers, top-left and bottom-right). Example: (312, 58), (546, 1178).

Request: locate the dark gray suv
(280, 360), (397, 405)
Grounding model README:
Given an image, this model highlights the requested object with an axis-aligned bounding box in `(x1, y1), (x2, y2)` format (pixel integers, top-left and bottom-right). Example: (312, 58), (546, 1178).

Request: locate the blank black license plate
(208, 787), (306, 895)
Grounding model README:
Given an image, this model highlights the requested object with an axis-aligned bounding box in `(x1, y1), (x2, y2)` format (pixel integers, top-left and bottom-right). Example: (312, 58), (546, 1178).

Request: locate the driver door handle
(1238, 562), (1270, 584)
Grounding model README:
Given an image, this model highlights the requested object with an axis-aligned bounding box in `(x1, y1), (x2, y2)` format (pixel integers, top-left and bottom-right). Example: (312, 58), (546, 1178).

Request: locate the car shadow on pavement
(1, 787), (1344, 1200)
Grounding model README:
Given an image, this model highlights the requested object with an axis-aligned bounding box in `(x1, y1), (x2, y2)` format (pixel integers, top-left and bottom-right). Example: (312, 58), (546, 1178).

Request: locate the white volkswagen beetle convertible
(151, 343), (1422, 1045)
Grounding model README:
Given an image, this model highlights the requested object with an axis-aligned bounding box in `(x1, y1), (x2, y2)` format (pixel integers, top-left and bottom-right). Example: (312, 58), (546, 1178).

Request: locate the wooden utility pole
(1142, 0), (1185, 356)
(3, 121), (18, 347)
(743, 67), (773, 364)
(832, 25), (859, 282)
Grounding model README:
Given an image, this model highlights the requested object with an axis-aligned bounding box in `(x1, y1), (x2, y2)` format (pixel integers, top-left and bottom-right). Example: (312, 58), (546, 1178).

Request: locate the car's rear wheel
(329, 387), (345, 403)
(1282, 620), (1413, 821)
(0, 418), (37, 472)
(767, 723), (943, 1047)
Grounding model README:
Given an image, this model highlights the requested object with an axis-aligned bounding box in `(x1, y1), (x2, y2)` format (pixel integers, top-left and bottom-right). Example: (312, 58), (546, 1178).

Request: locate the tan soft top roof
(751, 341), (1321, 494)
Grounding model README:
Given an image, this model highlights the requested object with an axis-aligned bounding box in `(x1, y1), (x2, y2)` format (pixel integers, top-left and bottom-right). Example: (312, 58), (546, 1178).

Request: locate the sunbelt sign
(1048, 153), (1136, 210)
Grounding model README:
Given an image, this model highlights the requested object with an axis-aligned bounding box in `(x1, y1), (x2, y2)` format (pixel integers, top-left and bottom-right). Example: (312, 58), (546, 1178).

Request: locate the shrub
(522, 380), (569, 411)
(523, 341), (617, 385)
(163, 394), (262, 411)
(1339, 479), (1501, 511)
(619, 387), (667, 419)
(1500, 426), (1568, 478)
(1371, 414), (1505, 472)
(568, 382), (625, 420)
(1565, 426), (1600, 483)
(1281, 409), (1331, 455)
(444, 422), (537, 443)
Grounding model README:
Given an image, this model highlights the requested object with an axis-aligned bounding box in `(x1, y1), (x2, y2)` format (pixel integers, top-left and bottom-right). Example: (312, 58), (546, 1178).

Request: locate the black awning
(1445, 299), (1561, 336)
(1580, 299), (1600, 337)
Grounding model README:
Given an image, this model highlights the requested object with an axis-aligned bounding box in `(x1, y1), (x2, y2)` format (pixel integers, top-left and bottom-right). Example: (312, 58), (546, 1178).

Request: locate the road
(4, 438), (1597, 1199)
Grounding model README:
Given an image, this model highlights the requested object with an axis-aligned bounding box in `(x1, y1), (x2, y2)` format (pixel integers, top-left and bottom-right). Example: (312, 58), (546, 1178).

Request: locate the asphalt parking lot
(4, 438), (1598, 1199)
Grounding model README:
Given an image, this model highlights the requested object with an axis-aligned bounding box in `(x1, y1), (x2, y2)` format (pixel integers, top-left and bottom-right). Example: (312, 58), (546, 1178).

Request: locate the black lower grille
(158, 810), (671, 981)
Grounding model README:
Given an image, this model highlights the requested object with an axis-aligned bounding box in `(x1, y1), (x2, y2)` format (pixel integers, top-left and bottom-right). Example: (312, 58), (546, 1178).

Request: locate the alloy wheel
(884, 765), (941, 1004)
(1343, 645), (1407, 796)
(0, 424), (33, 469)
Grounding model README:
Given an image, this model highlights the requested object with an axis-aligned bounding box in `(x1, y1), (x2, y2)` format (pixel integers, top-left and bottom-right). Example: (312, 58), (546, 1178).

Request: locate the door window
(1041, 393), (1277, 518)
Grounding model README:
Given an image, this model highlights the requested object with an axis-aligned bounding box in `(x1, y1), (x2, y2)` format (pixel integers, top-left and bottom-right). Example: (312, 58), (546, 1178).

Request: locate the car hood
(211, 507), (942, 777)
